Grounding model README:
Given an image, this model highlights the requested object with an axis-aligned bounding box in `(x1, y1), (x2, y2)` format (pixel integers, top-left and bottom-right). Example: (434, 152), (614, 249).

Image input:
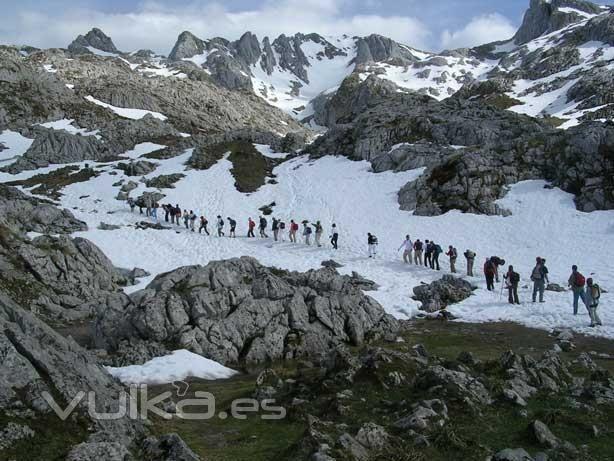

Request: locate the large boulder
(95, 257), (399, 365)
(412, 275), (476, 312)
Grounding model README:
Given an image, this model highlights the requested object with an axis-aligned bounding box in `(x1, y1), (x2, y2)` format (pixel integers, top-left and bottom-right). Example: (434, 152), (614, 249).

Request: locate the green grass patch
(6, 166), (98, 200)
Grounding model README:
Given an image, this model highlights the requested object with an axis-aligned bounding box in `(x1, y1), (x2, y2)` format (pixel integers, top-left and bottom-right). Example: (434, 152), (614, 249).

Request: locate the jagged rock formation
(514, 0), (603, 44)
(68, 28), (120, 55)
(95, 257), (399, 365)
(308, 72), (614, 215)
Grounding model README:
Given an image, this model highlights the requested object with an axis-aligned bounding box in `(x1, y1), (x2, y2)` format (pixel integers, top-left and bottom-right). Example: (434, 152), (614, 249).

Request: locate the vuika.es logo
(41, 381), (286, 421)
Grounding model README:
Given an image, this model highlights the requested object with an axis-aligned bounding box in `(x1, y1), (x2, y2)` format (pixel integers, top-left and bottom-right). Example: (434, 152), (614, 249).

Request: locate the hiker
(227, 217), (236, 238)
(432, 242), (442, 271)
(188, 210), (197, 231)
(367, 233), (378, 258)
(330, 224), (339, 250)
(163, 204), (170, 222)
(484, 258), (496, 291)
(530, 257), (549, 303)
(279, 220), (286, 241)
(127, 197), (136, 213)
(398, 235), (413, 264)
(216, 216), (225, 237)
(174, 205), (182, 226)
(303, 222), (312, 245)
(198, 216), (209, 235)
(313, 221), (323, 247)
(568, 265), (588, 315)
(289, 220), (298, 243)
(413, 239), (424, 265)
(586, 278), (603, 327)
(259, 216), (268, 238)
(464, 249), (476, 277)
(168, 204), (175, 224)
(247, 218), (256, 238)
(151, 202), (159, 221)
(183, 210), (189, 229)
(272, 218), (279, 241)
(424, 240), (432, 268)
(144, 196), (152, 217)
(446, 246), (458, 273)
(490, 256), (506, 282)
(504, 265), (520, 305)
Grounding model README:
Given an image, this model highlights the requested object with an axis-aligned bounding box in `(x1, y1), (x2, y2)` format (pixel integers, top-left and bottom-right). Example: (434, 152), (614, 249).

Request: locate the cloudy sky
(0, 0), (611, 53)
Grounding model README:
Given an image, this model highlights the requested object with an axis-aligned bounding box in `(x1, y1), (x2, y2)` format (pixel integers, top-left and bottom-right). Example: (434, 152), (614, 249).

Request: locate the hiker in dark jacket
(504, 265), (520, 305)
(259, 216), (268, 238)
(530, 257), (549, 303)
(413, 239), (424, 265)
(568, 265), (588, 315)
(367, 233), (378, 258)
(199, 216), (209, 235)
(174, 205), (182, 226)
(432, 242), (442, 271)
(227, 217), (237, 238)
(424, 240), (433, 268)
(484, 258), (496, 291)
(330, 224), (339, 250)
(127, 197), (136, 213)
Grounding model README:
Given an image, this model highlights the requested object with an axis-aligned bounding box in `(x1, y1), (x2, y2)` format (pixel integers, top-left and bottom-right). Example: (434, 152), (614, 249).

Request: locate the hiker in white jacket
(398, 235), (413, 264)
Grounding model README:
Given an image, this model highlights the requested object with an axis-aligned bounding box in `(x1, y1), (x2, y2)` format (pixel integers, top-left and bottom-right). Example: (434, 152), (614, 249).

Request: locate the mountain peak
(68, 28), (119, 54)
(168, 31), (206, 61)
(514, 0), (603, 44)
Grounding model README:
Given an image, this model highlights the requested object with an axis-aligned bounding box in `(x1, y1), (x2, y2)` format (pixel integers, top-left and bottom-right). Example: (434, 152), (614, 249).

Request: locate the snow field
(46, 149), (614, 340)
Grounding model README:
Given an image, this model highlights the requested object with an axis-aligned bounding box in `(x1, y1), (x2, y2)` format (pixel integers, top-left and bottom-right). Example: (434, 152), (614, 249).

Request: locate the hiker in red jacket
(484, 258), (496, 291)
(568, 265), (588, 315)
(289, 220), (299, 243)
(247, 217), (256, 238)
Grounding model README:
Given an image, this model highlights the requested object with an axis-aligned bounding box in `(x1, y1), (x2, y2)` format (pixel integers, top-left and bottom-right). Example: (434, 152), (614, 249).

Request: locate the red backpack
(575, 272), (586, 287)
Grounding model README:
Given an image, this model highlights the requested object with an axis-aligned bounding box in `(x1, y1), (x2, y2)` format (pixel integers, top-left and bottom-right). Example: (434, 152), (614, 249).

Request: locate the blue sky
(0, 0), (611, 53)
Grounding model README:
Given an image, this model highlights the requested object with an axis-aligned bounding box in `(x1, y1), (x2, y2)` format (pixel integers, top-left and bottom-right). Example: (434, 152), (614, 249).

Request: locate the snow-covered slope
(6, 142), (608, 340)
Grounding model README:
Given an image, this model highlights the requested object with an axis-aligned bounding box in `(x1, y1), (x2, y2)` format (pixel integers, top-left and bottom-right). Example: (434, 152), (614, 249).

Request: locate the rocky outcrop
(68, 28), (120, 55)
(514, 0), (603, 45)
(2, 128), (108, 173)
(168, 31), (207, 61)
(0, 184), (86, 235)
(412, 275), (477, 312)
(354, 34), (418, 66)
(0, 294), (143, 452)
(95, 257), (399, 365)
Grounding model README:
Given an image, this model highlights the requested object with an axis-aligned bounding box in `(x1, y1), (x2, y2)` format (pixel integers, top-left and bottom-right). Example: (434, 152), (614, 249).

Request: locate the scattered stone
(413, 275), (476, 312)
(493, 448), (534, 461)
(98, 222), (121, 230)
(531, 420), (560, 449)
(546, 283), (566, 292)
(321, 259), (344, 269)
(135, 221), (170, 230)
(0, 423), (35, 450)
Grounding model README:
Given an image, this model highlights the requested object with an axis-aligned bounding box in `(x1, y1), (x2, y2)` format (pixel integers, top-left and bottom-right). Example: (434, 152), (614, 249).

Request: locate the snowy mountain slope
(8, 142), (608, 340)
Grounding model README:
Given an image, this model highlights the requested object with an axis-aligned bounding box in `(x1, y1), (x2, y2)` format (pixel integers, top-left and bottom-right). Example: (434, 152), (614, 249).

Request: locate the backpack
(229, 219), (236, 227)
(219, 219), (224, 227)
(435, 245), (442, 254)
(280, 222), (286, 229)
(305, 227), (312, 235)
(592, 284), (601, 301)
(575, 272), (586, 287)
(415, 241), (423, 251)
(372, 236), (378, 245)
(511, 272), (520, 284)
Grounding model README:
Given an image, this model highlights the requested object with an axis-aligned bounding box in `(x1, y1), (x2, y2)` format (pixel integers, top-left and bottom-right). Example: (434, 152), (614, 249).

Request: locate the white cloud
(0, 0), (431, 54)
(440, 13), (516, 50)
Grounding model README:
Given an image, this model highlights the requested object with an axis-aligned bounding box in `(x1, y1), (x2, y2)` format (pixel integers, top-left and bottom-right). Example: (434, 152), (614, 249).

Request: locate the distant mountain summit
(68, 27), (120, 55)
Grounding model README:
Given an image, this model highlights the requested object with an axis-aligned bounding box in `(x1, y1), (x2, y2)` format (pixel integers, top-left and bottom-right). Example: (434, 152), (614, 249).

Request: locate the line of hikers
(128, 203), (603, 328)
(128, 200), (341, 249)
(397, 236), (603, 328)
